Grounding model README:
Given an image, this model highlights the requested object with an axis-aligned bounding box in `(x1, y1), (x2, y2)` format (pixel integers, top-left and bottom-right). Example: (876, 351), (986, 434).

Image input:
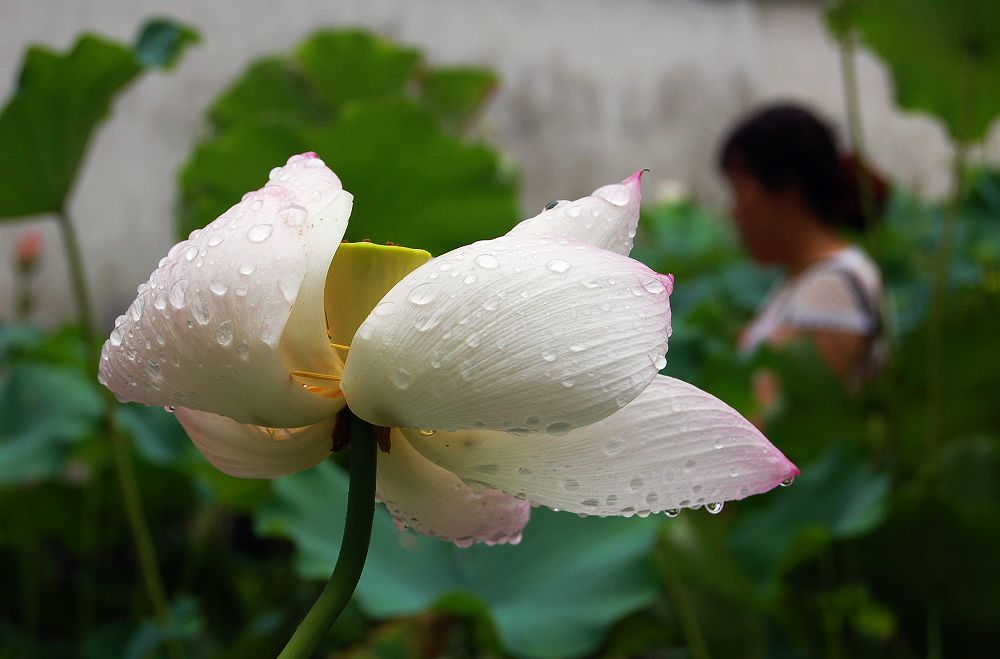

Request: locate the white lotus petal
(377, 429), (530, 546)
(100, 153), (351, 428)
(176, 407), (337, 479)
(401, 376), (799, 516)
(342, 235), (673, 433)
(507, 170), (644, 255)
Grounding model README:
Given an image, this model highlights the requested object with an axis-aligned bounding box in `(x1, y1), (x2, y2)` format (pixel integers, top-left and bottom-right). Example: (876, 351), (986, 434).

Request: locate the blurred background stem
(655, 530), (714, 659)
(56, 211), (181, 659)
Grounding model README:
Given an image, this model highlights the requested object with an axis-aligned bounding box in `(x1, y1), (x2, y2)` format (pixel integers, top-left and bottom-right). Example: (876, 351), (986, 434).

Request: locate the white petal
(342, 235), (673, 433)
(377, 429), (530, 546)
(507, 170), (644, 255)
(176, 407), (336, 479)
(100, 153), (350, 428)
(401, 376), (799, 516)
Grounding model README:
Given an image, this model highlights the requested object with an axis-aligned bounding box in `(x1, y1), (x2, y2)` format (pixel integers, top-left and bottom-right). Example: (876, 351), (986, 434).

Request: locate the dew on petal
(407, 282), (440, 305)
(474, 254), (500, 269)
(546, 258), (571, 273)
(209, 278), (228, 296)
(247, 224), (273, 242)
(168, 280), (187, 309)
(373, 302), (396, 316)
(236, 340), (250, 360)
(216, 320), (234, 346)
(238, 262), (256, 276)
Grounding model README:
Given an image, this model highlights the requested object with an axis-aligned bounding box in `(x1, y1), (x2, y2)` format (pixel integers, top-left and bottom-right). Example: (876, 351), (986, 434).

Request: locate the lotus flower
(99, 153), (797, 547)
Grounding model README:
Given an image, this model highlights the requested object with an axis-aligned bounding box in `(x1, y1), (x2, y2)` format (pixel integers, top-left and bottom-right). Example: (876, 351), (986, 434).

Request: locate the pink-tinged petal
(507, 171), (645, 255)
(402, 376), (798, 516)
(176, 407), (337, 479)
(342, 235), (672, 433)
(377, 429), (530, 546)
(99, 154), (351, 428)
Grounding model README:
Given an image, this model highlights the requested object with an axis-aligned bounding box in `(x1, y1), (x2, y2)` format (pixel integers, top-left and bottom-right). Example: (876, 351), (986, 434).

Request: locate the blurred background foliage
(2, 2), (1000, 657)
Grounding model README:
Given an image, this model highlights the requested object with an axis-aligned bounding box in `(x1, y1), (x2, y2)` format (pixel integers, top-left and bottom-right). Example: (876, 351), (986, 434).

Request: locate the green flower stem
(655, 529), (713, 659)
(278, 415), (378, 659)
(56, 211), (180, 659)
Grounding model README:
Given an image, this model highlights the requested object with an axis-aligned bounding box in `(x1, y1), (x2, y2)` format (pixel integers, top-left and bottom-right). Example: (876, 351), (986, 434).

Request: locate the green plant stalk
(654, 529), (714, 659)
(837, 31), (878, 228)
(925, 52), (975, 461)
(56, 211), (181, 659)
(278, 416), (378, 659)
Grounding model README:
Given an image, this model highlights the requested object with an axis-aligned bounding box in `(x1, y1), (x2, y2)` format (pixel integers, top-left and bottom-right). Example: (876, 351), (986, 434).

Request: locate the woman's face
(725, 168), (784, 264)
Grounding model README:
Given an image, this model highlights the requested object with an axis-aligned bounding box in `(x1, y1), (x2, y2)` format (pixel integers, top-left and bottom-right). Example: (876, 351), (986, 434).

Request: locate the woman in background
(718, 103), (888, 385)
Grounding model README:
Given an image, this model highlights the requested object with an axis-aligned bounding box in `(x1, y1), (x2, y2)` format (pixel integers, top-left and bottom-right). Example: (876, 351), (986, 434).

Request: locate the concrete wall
(2, 0), (997, 327)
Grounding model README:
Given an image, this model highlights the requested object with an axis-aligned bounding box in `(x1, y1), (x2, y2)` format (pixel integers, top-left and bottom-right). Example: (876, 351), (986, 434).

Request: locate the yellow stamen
(290, 370), (342, 382)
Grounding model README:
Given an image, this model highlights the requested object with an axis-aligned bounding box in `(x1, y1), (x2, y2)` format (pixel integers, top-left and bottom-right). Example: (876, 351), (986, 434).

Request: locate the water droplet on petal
(665, 508), (680, 518)
(392, 367), (412, 389)
(216, 320), (234, 346)
(466, 333), (481, 348)
(566, 204), (582, 218)
(642, 276), (665, 294)
(408, 282), (440, 305)
(629, 477), (644, 492)
(237, 340), (250, 360)
(706, 502), (724, 514)
(239, 262), (256, 276)
(474, 254), (500, 269)
(563, 479), (580, 491)
(373, 302), (396, 316)
(168, 281), (187, 309)
(417, 429), (435, 436)
(278, 274), (300, 303)
(210, 278), (228, 296)
(654, 354), (667, 370)
(605, 438), (625, 455)
(780, 477), (795, 487)
(541, 350), (557, 362)
(164, 405), (176, 413)
(593, 183), (630, 206)
(248, 224), (272, 242)
(152, 293), (167, 310)
(207, 234), (224, 247)
(463, 273), (477, 285)
(546, 258), (571, 273)
(184, 246), (199, 261)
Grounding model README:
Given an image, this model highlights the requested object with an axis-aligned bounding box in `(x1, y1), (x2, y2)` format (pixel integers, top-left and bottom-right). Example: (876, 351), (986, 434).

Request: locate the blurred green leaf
(256, 460), (660, 658)
(133, 18), (200, 70)
(178, 28), (518, 254)
(0, 19), (196, 219)
(419, 67), (499, 132)
(847, 0), (1000, 142)
(0, 363), (103, 483)
(729, 446), (890, 589)
(116, 403), (192, 466)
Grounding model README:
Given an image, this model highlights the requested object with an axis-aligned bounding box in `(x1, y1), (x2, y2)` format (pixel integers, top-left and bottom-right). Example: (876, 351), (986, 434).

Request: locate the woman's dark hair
(718, 103), (888, 232)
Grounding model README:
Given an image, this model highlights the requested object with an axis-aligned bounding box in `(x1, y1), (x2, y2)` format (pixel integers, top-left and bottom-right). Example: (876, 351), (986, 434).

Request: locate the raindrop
(192, 299), (211, 325)
(280, 206), (307, 226)
(235, 284), (249, 297)
(459, 359), (475, 380)
(251, 199), (264, 211)
(566, 205), (582, 218)
(454, 538), (475, 548)
(466, 333), (481, 348)
(543, 200), (560, 211)
(247, 224), (272, 242)
(606, 495), (619, 506)
(216, 320), (234, 346)
(482, 297), (500, 311)
(646, 492), (659, 505)
(164, 406), (176, 413)
(278, 274), (300, 303)
(474, 254), (500, 269)
(429, 351), (442, 368)
(168, 281), (187, 309)
(546, 422), (573, 434)
(237, 340), (250, 360)
(581, 278), (600, 289)
(373, 302), (396, 316)
(653, 354), (667, 370)
(417, 429), (435, 437)
(207, 234), (225, 247)
(685, 459), (696, 469)
(581, 498), (600, 507)
(629, 477), (644, 492)
(563, 479), (580, 491)
(239, 262), (256, 276)
(407, 282), (440, 305)
(594, 183), (630, 206)
(210, 278), (228, 296)
(546, 258), (571, 273)
(463, 274), (477, 285)
(664, 509), (680, 518)
(642, 277), (665, 294)
(392, 368), (412, 389)
(605, 438), (625, 455)
(729, 466), (739, 478)
(541, 350), (557, 362)
(560, 372), (575, 387)
(109, 328), (123, 347)
(706, 502), (724, 515)
(184, 246), (199, 261)
(153, 293), (167, 310)
(780, 477), (796, 487)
